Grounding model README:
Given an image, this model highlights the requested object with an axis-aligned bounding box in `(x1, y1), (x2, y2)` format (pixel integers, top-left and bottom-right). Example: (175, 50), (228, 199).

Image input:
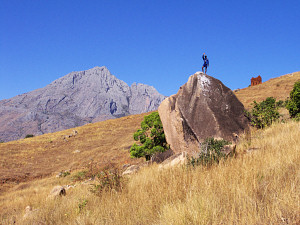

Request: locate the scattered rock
(122, 165), (140, 176)
(158, 152), (188, 169)
(73, 149), (80, 154)
(158, 72), (249, 154)
(64, 184), (76, 190)
(23, 205), (38, 219)
(63, 130), (78, 141)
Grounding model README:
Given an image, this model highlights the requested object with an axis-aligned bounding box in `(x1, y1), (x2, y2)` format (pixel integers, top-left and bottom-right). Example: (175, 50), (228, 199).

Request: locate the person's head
(205, 55), (207, 59)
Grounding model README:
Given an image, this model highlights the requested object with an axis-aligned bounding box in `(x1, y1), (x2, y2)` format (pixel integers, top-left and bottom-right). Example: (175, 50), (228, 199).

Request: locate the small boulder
(72, 130), (78, 136)
(158, 152), (188, 169)
(49, 186), (66, 198)
(122, 165), (140, 176)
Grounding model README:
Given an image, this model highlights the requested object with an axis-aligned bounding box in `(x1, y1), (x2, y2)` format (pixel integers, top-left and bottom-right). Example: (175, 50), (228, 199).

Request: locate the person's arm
(202, 53), (205, 60)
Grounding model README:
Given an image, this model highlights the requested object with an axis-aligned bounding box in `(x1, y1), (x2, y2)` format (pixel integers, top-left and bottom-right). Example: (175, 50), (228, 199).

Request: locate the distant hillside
(0, 66), (166, 142)
(0, 112), (149, 192)
(235, 71), (300, 109)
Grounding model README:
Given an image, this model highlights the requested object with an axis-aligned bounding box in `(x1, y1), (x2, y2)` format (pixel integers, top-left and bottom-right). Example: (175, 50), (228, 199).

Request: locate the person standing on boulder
(202, 53), (209, 74)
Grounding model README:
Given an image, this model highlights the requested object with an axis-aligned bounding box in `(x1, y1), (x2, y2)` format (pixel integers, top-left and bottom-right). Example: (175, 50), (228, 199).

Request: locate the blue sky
(1, 0), (299, 100)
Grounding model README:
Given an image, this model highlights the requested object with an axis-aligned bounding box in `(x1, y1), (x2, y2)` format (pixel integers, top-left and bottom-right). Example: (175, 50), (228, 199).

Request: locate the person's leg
(202, 66), (204, 73)
(205, 66), (207, 74)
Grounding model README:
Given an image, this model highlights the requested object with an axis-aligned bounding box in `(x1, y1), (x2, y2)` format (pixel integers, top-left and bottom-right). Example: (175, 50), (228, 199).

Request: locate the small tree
(286, 81), (300, 119)
(130, 112), (168, 160)
(246, 97), (280, 129)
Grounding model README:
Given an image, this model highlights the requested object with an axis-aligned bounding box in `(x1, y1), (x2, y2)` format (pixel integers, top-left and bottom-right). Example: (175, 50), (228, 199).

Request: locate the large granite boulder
(158, 72), (249, 154)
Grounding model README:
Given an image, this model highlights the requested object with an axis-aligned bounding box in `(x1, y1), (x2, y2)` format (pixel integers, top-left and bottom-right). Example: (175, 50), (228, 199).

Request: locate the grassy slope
(1, 121), (299, 224)
(0, 112), (148, 192)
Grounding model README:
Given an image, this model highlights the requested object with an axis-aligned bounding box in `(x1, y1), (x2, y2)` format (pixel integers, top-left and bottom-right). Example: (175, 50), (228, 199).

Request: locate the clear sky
(1, 0), (299, 100)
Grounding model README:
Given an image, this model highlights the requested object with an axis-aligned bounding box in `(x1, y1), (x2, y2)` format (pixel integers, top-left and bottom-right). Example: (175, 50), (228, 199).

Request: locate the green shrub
(130, 112), (168, 160)
(89, 166), (124, 196)
(286, 81), (300, 118)
(188, 138), (231, 167)
(24, 134), (34, 139)
(246, 97), (280, 129)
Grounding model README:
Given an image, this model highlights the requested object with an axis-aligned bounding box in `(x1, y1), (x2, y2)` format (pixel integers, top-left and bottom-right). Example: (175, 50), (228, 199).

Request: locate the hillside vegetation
(1, 121), (299, 224)
(235, 71), (300, 109)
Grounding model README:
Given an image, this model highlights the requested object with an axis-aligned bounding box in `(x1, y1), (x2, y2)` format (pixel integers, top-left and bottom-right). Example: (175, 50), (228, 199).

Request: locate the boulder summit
(158, 72), (249, 154)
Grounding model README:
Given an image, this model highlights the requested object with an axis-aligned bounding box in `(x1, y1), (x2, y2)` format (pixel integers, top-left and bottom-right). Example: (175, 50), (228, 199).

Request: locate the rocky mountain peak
(0, 66), (166, 142)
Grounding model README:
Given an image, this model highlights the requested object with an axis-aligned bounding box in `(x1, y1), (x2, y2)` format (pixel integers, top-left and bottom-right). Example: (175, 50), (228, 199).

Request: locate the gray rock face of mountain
(0, 66), (166, 142)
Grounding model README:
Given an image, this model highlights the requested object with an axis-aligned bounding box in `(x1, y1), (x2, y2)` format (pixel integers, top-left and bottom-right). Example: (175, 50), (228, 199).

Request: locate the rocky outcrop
(251, 75), (262, 86)
(122, 165), (141, 176)
(158, 72), (249, 154)
(0, 66), (166, 142)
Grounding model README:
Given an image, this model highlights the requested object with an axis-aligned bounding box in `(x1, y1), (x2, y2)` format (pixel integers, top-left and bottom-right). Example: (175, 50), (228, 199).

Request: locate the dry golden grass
(1, 120), (299, 224)
(235, 71), (300, 109)
(0, 113), (149, 192)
